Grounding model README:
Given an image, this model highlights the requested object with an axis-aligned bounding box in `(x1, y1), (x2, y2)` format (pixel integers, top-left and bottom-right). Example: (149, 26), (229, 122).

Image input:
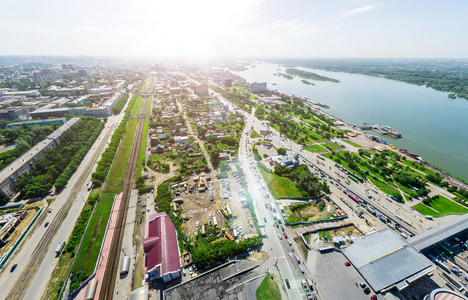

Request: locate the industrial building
(143, 212), (182, 283)
(0, 118), (80, 197)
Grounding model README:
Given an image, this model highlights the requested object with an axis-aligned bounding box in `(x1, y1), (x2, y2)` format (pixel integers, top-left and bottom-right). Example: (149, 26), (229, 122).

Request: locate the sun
(143, 0), (261, 58)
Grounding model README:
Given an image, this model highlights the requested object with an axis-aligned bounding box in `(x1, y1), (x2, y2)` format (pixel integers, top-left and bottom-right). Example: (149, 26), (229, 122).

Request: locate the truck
(225, 231), (234, 241)
(213, 216), (218, 227)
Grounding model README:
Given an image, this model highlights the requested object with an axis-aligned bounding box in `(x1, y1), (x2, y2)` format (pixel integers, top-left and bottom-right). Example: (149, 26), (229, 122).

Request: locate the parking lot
(313, 251), (374, 300)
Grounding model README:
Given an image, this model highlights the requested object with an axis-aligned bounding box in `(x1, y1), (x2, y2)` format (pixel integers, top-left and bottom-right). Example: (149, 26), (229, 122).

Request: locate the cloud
(342, 4), (381, 18)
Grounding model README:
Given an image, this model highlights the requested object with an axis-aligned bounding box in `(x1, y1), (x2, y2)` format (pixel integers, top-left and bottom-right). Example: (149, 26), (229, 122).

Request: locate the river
(233, 61), (468, 181)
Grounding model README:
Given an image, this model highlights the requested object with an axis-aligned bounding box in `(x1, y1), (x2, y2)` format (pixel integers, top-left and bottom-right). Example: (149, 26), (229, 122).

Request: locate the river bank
(233, 62), (468, 181)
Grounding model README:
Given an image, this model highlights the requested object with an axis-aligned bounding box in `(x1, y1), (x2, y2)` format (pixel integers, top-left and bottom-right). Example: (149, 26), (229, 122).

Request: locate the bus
(348, 193), (361, 204)
(439, 244), (454, 255)
(348, 175), (359, 183)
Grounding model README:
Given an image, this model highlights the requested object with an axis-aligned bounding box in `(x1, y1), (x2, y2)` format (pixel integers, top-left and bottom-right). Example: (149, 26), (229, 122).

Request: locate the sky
(1, 0), (467, 59)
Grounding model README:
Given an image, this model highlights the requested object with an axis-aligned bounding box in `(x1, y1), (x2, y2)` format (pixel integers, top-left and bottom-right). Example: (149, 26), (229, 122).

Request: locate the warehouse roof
(342, 228), (435, 292)
(144, 212), (181, 282)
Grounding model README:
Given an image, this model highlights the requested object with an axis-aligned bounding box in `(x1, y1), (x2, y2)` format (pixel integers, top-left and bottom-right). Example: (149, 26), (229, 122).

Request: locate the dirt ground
(246, 251), (269, 263)
(180, 174), (226, 238)
(0, 208), (37, 256)
(283, 198), (337, 222)
(318, 224), (362, 240)
(255, 142), (278, 159)
(227, 169), (256, 237)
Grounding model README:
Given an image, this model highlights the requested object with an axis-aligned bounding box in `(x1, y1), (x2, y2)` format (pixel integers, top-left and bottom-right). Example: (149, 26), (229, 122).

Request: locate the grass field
(304, 144), (327, 153)
(72, 192), (116, 279)
(138, 116), (149, 175)
(343, 140), (362, 147)
(256, 275), (281, 300)
(423, 196), (468, 216)
(250, 130), (262, 138)
(259, 166), (302, 198)
(131, 95), (144, 115)
(412, 203), (443, 217)
(104, 118), (137, 193)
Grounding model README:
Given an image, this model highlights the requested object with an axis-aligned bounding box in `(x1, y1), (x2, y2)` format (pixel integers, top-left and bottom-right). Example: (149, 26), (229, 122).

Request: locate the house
(151, 145), (165, 154)
(159, 134), (167, 140)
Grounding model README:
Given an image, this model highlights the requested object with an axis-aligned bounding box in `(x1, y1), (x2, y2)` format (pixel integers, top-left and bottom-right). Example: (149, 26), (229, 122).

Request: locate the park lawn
(427, 196), (468, 215)
(140, 83), (146, 93)
(400, 160), (437, 177)
(368, 176), (400, 196)
(131, 95), (144, 115)
(412, 203), (443, 217)
(259, 167), (302, 199)
(343, 140), (362, 147)
(304, 144), (327, 153)
(256, 275), (281, 300)
(72, 192), (116, 279)
(250, 130), (262, 138)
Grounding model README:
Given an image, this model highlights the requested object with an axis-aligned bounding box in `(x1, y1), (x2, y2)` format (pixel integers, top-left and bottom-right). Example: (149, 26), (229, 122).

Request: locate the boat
(272, 83), (277, 85)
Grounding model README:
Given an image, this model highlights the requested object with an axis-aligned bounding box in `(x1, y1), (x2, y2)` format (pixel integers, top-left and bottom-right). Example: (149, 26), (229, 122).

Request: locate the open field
(412, 203), (443, 217)
(304, 144), (327, 153)
(343, 139), (362, 147)
(413, 195), (468, 217)
(256, 275), (281, 300)
(258, 167), (302, 199)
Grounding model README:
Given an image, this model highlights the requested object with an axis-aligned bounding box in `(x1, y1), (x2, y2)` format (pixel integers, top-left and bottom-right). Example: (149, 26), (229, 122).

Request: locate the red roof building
(144, 212), (181, 282)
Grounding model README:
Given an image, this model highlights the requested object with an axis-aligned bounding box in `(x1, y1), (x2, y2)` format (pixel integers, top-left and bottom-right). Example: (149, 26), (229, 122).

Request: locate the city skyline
(1, 0), (467, 59)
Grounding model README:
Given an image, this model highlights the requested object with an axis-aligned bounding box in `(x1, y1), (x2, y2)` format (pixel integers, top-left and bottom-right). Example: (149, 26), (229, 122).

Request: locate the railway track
(5, 126), (106, 300)
(99, 95), (149, 299)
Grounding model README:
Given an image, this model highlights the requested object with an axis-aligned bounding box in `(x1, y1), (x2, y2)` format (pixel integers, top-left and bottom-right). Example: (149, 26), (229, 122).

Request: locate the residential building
(7, 118), (67, 127)
(0, 118), (80, 197)
(250, 82), (267, 93)
(0, 106), (30, 120)
(193, 83), (209, 96)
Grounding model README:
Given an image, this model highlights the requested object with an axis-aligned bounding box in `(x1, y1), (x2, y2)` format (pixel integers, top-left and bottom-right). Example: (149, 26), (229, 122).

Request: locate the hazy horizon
(2, 0), (468, 59)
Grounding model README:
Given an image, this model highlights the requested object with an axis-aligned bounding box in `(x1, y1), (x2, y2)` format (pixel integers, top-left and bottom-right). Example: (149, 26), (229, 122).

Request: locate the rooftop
(342, 228), (435, 292)
(408, 214), (468, 252)
(0, 118), (80, 182)
(144, 212), (181, 282)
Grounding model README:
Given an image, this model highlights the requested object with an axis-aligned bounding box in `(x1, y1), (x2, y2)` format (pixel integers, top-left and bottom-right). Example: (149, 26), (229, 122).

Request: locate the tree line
(15, 117), (104, 198)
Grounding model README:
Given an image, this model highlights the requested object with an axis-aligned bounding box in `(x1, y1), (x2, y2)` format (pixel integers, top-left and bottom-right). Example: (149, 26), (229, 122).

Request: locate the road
(0, 94), (132, 300)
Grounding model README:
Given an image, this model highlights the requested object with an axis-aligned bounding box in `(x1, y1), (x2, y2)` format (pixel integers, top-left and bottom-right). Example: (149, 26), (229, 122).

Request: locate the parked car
(10, 264), (17, 272)
(370, 295), (377, 300)
(44, 222), (49, 228)
(344, 261), (351, 266)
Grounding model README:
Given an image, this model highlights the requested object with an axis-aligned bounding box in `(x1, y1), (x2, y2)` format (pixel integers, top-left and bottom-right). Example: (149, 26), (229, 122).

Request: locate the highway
(0, 94), (132, 300)
(210, 90), (311, 299)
